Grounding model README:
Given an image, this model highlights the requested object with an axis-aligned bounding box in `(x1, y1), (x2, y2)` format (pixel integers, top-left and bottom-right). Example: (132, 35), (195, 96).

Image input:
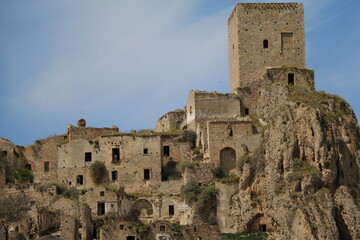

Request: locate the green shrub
(198, 186), (218, 204)
(179, 130), (196, 145)
(162, 160), (181, 181)
(181, 179), (201, 203)
(61, 187), (79, 200)
(13, 168), (34, 183)
(213, 167), (226, 178)
(221, 232), (269, 240)
(131, 222), (152, 238)
(288, 85), (354, 124)
(177, 161), (198, 172)
(90, 161), (106, 184)
(216, 174), (240, 183)
(166, 222), (184, 233)
(286, 158), (322, 182)
(35, 182), (65, 193)
(192, 146), (202, 154)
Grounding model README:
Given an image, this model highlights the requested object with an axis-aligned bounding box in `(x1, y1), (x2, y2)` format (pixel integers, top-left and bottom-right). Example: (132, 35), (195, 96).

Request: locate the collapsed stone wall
(26, 134), (68, 184)
(67, 125), (119, 141)
(186, 91), (241, 127)
(156, 109), (185, 132)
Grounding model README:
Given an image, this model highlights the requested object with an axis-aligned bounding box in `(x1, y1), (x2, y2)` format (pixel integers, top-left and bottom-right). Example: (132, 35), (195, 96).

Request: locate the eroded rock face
(224, 84), (360, 239)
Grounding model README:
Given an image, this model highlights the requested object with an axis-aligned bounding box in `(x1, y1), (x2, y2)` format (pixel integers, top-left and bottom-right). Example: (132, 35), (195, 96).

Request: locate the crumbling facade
(1, 3), (359, 240)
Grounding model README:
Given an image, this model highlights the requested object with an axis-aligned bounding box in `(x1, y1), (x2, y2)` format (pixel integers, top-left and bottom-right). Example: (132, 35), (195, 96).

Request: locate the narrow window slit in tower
(263, 39), (268, 48)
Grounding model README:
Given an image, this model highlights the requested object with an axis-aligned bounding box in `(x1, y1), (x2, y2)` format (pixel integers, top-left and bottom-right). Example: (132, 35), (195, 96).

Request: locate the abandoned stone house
(0, 3), (342, 240)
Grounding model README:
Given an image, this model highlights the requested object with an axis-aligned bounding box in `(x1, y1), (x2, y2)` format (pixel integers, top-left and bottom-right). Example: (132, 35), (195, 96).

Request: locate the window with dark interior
(143, 148), (148, 155)
(77, 175), (84, 185)
(44, 162), (50, 172)
(97, 202), (105, 216)
(169, 205), (175, 216)
(111, 171), (118, 181)
(85, 152), (92, 162)
(100, 191), (105, 197)
(159, 225), (166, 232)
(120, 224), (124, 230)
(112, 148), (120, 162)
(163, 146), (170, 157)
(259, 224), (267, 232)
(244, 108), (249, 116)
(288, 73), (295, 85)
(144, 169), (151, 180)
(263, 39), (268, 48)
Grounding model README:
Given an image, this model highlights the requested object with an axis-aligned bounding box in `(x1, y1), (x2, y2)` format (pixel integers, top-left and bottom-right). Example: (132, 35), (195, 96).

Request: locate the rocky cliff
(224, 83), (360, 240)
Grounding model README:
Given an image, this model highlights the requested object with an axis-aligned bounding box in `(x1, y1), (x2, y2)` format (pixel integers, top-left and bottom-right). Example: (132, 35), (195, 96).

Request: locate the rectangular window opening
(288, 73), (295, 85)
(244, 108), (250, 116)
(97, 202), (105, 216)
(163, 146), (170, 157)
(126, 237), (135, 240)
(44, 162), (50, 172)
(85, 152), (92, 162)
(143, 148), (148, 155)
(76, 175), (84, 185)
(100, 191), (105, 197)
(111, 171), (118, 181)
(159, 225), (166, 232)
(169, 205), (175, 216)
(144, 169), (151, 180)
(259, 224), (267, 232)
(112, 148), (120, 162)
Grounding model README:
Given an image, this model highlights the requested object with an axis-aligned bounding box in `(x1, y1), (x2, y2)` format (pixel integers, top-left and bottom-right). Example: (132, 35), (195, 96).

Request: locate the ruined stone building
(1, 3), (359, 240)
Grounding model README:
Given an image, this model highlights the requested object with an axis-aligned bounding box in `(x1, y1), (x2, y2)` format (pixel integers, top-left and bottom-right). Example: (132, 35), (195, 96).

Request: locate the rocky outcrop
(223, 84), (360, 239)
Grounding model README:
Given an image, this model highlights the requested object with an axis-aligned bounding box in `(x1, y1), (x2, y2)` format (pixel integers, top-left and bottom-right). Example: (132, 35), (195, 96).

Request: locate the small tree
(198, 186), (218, 204)
(13, 168), (34, 183)
(0, 194), (30, 222)
(179, 130), (196, 147)
(181, 179), (201, 203)
(90, 161), (106, 184)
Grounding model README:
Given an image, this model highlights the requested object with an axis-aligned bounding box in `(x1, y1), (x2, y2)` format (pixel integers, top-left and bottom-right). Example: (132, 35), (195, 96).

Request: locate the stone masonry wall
(186, 91), (241, 126)
(99, 135), (162, 194)
(156, 110), (185, 132)
(30, 134), (68, 184)
(207, 121), (254, 168)
(67, 125), (119, 141)
(229, 3), (305, 91)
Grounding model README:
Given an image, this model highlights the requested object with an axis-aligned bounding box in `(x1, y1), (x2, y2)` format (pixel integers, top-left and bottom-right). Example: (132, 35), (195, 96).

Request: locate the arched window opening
(220, 147), (236, 175)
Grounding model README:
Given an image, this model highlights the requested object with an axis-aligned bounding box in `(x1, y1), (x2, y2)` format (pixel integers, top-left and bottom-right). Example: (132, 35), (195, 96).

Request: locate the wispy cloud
(2, 0), (232, 142)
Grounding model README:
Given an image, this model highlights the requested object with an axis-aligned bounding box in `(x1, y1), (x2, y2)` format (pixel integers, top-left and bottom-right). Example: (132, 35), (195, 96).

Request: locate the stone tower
(228, 3), (306, 92)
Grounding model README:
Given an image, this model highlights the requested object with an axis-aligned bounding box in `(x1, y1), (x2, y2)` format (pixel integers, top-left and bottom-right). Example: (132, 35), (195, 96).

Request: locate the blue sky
(0, 0), (359, 146)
